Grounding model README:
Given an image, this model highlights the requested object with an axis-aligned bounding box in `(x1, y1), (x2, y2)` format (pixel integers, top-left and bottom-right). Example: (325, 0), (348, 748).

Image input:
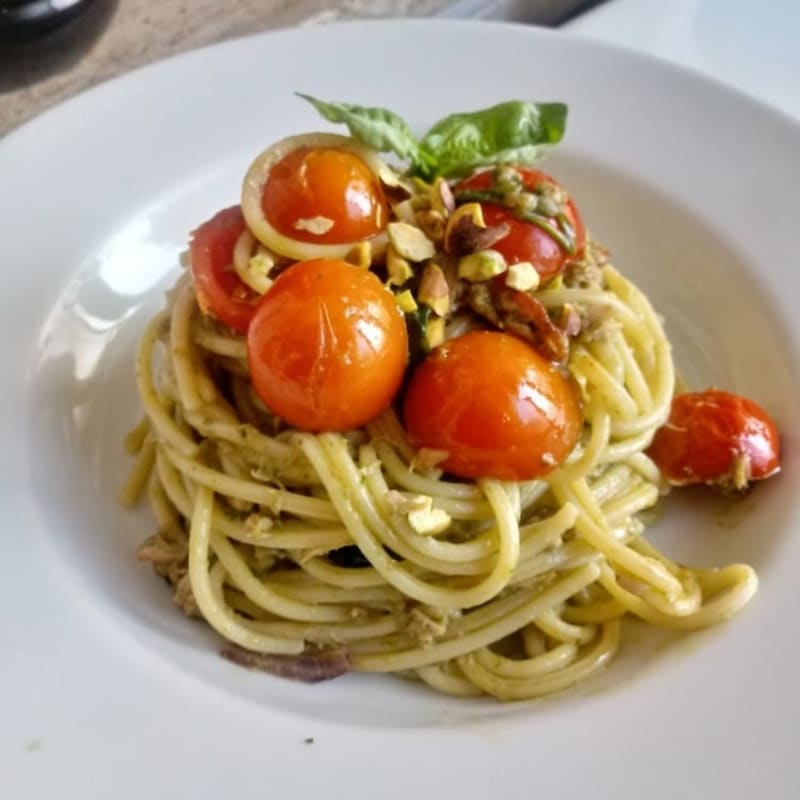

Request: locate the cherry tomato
(189, 206), (259, 333)
(456, 168), (585, 282)
(647, 389), (781, 489)
(247, 258), (408, 432)
(261, 147), (388, 245)
(403, 331), (583, 480)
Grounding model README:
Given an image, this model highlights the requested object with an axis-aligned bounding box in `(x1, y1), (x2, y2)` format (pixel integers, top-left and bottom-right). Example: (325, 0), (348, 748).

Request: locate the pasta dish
(121, 97), (780, 700)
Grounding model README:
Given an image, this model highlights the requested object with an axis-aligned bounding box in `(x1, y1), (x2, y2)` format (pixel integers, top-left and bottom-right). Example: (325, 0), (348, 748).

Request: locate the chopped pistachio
(386, 244), (414, 285)
(430, 177), (455, 216)
(292, 215), (334, 235)
(387, 222), (435, 262)
(494, 165), (523, 194)
(514, 192), (538, 214)
(458, 249), (507, 282)
(391, 199), (417, 225)
(418, 262), (450, 316)
(505, 261), (540, 292)
(407, 496), (451, 536)
(415, 209), (446, 243)
(425, 316), (445, 349)
(394, 289), (418, 313)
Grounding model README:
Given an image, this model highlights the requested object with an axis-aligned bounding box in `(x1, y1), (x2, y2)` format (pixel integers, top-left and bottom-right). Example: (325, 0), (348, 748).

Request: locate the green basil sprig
(297, 93), (567, 180)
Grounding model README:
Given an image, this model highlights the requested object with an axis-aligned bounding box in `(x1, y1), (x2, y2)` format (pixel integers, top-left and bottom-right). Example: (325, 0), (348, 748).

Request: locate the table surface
(4, 0), (798, 136)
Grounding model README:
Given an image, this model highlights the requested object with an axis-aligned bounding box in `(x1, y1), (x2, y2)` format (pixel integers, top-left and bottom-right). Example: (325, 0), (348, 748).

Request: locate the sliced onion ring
(241, 132), (390, 261)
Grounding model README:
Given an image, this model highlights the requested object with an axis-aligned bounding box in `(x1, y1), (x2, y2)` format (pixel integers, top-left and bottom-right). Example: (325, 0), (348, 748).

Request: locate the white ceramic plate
(3, 20), (800, 799)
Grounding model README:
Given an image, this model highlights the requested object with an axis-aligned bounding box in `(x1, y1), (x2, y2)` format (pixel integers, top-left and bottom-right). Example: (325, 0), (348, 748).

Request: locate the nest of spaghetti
(122, 163), (757, 700)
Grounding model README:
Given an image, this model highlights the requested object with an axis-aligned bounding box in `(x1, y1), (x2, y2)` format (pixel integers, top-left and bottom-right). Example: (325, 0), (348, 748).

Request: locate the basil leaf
(418, 100), (567, 178)
(296, 93), (432, 171)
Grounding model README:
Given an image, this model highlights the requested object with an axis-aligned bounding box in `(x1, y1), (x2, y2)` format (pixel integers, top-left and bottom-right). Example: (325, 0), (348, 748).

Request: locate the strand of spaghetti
(162, 444), (337, 520)
(153, 448), (347, 549)
(301, 431), (518, 607)
(552, 478), (683, 597)
(373, 440), (484, 501)
(124, 415), (150, 454)
(601, 481), (660, 525)
(255, 577), (402, 605)
(194, 326), (248, 359)
(223, 590), (403, 643)
(366, 407), (417, 464)
(603, 428), (660, 463)
(554, 402), (611, 484)
(598, 562), (757, 629)
(535, 608), (596, 644)
(169, 281), (208, 412)
(588, 464), (636, 504)
(562, 598), (626, 624)
(536, 287), (640, 327)
(209, 531), (353, 622)
(457, 620), (619, 700)
(336, 436), (519, 592)
(359, 444), (497, 562)
(518, 503), (579, 560)
(146, 469), (186, 542)
(188, 485), (302, 653)
(473, 640), (578, 678)
(612, 328), (653, 413)
(587, 335), (624, 383)
(416, 664), (484, 697)
(298, 557), (399, 590)
(321, 436), (497, 576)
(604, 266), (674, 437)
(624, 452), (662, 485)
(511, 541), (598, 586)
(571, 346), (640, 421)
(118, 435), (156, 507)
(350, 562), (600, 672)
(135, 310), (198, 456)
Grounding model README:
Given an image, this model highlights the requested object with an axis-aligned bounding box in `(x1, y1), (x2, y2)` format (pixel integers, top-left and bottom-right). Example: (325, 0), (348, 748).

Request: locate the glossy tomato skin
(647, 389), (780, 488)
(261, 147), (388, 245)
(456, 168), (585, 282)
(189, 205), (259, 333)
(403, 331), (583, 481)
(247, 259), (408, 432)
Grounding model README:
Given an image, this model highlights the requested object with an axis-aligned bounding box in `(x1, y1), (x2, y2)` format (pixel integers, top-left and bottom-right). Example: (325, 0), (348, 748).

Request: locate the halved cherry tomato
(647, 389), (781, 490)
(189, 206), (259, 333)
(247, 258), (408, 432)
(455, 167), (585, 282)
(403, 331), (583, 480)
(261, 147), (388, 245)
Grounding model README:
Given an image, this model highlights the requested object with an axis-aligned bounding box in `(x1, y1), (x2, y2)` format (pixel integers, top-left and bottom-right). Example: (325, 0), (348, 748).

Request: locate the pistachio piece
(407, 496), (451, 536)
(415, 209), (446, 244)
(386, 244), (414, 285)
(505, 261), (540, 292)
(444, 202), (510, 256)
(391, 198), (417, 225)
(425, 316), (445, 349)
(430, 177), (456, 216)
(387, 221), (435, 262)
(418, 262), (450, 316)
(458, 249), (507, 282)
(394, 289), (418, 313)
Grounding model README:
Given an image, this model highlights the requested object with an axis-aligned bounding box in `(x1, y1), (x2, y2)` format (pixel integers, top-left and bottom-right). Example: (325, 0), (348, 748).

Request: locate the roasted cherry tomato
(247, 258), (408, 431)
(261, 147), (388, 245)
(189, 206), (259, 333)
(455, 167), (585, 282)
(403, 331), (583, 480)
(647, 389), (780, 490)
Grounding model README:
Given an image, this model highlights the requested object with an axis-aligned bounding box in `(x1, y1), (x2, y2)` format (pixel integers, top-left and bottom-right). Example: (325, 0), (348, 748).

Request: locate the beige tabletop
(1, 0), (447, 137)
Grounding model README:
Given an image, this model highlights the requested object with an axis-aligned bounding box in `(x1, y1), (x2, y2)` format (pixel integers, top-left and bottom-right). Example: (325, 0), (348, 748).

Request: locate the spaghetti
(122, 114), (761, 701)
